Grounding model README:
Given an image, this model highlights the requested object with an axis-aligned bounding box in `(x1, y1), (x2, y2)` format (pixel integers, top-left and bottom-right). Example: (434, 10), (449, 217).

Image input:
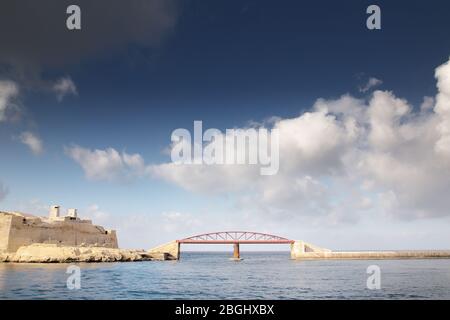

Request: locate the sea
(1, 251), (450, 299)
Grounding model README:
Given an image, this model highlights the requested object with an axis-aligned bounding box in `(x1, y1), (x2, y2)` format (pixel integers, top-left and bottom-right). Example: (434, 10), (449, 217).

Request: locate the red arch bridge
(176, 231), (294, 260)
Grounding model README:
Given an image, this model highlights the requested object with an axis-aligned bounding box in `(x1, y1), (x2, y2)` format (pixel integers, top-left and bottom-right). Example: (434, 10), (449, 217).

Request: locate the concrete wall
(294, 250), (450, 260)
(148, 240), (180, 260)
(0, 212), (118, 253)
(290, 240), (450, 260)
(290, 240), (331, 259)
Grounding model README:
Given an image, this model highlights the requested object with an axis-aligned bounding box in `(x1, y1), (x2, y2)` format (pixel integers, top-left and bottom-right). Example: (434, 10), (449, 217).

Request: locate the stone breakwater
(0, 244), (172, 263)
(290, 241), (450, 260)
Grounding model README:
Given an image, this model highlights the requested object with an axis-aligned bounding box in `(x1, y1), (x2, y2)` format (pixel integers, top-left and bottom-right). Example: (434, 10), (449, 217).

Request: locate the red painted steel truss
(177, 231), (294, 244)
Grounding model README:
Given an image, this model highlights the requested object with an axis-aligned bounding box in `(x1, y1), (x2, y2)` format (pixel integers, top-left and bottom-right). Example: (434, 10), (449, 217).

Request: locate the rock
(1, 244), (171, 263)
(0, 251), (9, 262)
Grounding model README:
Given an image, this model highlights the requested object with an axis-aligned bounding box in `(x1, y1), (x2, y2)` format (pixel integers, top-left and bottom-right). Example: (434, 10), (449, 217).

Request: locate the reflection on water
(1, 252), (450, 299)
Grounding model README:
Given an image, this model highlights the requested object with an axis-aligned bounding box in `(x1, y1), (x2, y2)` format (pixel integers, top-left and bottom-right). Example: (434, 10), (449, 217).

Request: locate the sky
(1, 0), (450, 251)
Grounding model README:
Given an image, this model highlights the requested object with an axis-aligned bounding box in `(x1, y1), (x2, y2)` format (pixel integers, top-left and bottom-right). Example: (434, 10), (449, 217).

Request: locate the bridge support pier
(233, 243), (240, 260)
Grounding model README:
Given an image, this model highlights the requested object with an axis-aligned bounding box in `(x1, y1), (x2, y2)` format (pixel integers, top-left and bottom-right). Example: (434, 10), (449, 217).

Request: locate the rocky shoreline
(0, 244), (172, 263)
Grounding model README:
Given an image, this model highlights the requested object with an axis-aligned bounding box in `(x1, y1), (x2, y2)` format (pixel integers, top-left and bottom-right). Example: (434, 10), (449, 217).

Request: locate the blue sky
(1, 0), (450, 250)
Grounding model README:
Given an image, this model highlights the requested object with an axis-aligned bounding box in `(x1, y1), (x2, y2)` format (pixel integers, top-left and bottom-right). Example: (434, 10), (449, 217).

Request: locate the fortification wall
(0, 212), (118, 253)
(0, 214), (12, 252)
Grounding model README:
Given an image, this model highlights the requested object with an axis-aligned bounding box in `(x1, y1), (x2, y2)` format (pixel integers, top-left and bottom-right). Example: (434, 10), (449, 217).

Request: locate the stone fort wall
(0, 211), (118, 253)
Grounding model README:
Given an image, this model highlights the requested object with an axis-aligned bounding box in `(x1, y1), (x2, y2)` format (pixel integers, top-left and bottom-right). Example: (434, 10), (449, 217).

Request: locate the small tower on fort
(49, 205), (60, 220)
(67, 208), (78, 219)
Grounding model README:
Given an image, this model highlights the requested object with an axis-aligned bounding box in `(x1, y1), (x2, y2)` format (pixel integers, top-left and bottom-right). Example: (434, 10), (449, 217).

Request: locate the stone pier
(290, 240), (450, 260)
(148, 240), (180, 260)
(149, 238), (450, 261)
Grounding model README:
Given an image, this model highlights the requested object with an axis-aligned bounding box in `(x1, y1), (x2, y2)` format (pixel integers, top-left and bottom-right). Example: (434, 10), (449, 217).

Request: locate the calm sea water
(1, 251), (450, 299)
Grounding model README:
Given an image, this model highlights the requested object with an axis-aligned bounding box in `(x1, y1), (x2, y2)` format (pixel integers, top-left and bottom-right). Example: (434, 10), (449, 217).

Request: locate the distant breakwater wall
(290, 241), (450, 260)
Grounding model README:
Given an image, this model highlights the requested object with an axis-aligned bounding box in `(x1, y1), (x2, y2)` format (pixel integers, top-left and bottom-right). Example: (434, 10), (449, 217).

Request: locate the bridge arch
(178, 231), (294, 244)
(176, 231), (294, 260)
(149, 231), (295, 260)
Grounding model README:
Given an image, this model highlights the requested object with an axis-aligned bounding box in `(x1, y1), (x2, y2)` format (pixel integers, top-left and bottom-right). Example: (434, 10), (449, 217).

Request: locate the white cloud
(19, 131), (44, 155)
(149, 162), (260, 193)
(161, 211), (203, 233)
(434, 58), (450, 158)
(367, 90), (410, 151)
(0, 80), (19, 122)
(359, 77), (383, 93)
(67, 57), (450, 223)
(150, 57), (450, 221)
(420, 96), (435, 111)
(65, 145), (147, 181)
(52, 76), (77, 101)
(84, 204), (112, 226)
(0, 81), (46, 155)
(76, 207), (207, 249)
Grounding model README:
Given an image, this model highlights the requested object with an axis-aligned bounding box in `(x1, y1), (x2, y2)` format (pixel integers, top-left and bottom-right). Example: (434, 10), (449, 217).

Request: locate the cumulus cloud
(0, 80), (19, 122)
(161, 211), (203, 233)
(52, 76), (77, 101)
(76, 205), (208, 249)
(1, 81), (46, 154)
(83, 204), (113, 228)
(420, 96), (435, 111)
(150, 57), (450, 221)
(66, 57), (450, 222)
(65, 145), (148, 181)
(19, 131), (44, 155)
(359, 77), (383, 93)
(434, 58), (450, 158)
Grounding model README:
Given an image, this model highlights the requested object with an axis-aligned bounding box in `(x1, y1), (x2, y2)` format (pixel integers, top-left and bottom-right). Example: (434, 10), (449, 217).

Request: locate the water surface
(1, 252), (450, 299)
